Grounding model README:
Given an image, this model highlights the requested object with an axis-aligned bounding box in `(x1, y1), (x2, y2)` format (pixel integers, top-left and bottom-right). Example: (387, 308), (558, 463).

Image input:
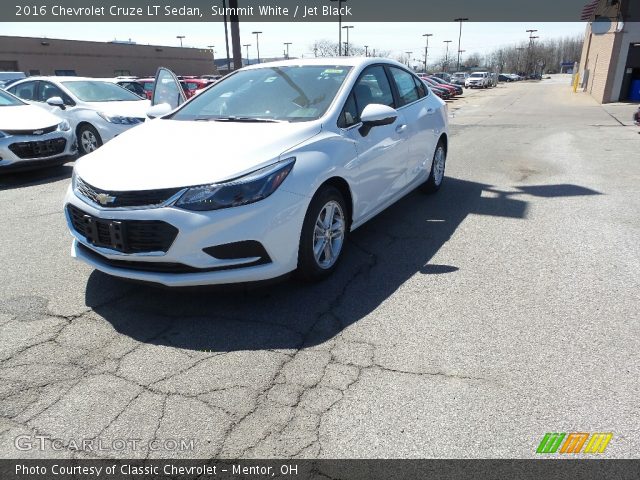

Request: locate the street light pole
(252, 31), (262, 63)
(443, 40), (452, 72)
(405, 51), (413, 68)
(458, 49), (465, 69)
(454, 17), (469, 72)
(342, 25), (354, 56)
(176, 35), (185, 47)
(422, 33), (432, 73)
(284, 42), (292, 59)
(243, 43), (251, 65)
(525, 29), (538, 76)
(221, 0), (231, 72)
(329, 0), (348, 56)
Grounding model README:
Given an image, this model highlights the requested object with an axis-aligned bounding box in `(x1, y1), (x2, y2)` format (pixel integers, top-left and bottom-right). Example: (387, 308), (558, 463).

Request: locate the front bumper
(64, 185), (309, 286)
(0, 129), (77, 170)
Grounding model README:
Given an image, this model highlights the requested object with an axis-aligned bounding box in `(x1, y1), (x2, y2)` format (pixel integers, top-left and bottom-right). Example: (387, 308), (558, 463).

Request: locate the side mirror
(146, 103), (172, 119)
(46, 96), (65, 109)
(359, 104), (397, 137)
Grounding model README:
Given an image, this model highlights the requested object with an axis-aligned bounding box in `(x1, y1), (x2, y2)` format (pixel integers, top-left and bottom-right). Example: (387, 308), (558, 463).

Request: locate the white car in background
(7, 77), (150, 155)
(64, 59), (449, 287)
(465, 72), (490, 89)
(0, 88), (76, 171)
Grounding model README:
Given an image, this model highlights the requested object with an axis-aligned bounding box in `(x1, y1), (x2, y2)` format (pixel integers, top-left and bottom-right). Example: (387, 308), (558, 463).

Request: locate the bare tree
(310, 40), (390, 59)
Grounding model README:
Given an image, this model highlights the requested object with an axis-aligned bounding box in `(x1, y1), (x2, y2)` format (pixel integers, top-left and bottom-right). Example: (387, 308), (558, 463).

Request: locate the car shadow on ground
(87, 178), (601, 353)
(0, 163), (74, 191)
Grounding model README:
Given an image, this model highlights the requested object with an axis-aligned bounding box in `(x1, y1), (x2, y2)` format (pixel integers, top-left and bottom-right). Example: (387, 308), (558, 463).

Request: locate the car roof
(241, 57), (406, 71)
(13, 76), (111, 83)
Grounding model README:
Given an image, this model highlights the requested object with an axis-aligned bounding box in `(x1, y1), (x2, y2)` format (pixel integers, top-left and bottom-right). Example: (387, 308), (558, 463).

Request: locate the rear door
(387, 66), (436, 186)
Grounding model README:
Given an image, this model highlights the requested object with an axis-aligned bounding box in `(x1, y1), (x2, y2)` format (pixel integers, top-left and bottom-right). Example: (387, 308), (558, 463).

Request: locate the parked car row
(417, 74), (463, 100)
(499, 73), (524, 82)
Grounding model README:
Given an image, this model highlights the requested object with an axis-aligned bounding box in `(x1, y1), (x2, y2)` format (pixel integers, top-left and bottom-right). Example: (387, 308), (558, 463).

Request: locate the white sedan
(0, 88), (76, 171)
(64, 58), (449, 286)
(7, 77), (150, 155)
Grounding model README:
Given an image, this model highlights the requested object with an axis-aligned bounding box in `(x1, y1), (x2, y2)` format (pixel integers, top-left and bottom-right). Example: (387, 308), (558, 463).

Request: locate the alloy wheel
(313, 200), (345, 269)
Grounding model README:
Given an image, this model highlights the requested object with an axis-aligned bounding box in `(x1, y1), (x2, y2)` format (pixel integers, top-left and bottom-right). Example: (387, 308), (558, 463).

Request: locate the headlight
(71, 170), (78, 191)
(175, 158), (296, 211)
(57, 120), (71, 131)
(97, 112), (143, 125)
(0, 131), (6, 138)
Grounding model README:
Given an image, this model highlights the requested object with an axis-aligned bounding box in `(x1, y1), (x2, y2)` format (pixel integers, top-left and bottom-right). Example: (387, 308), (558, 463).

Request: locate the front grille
(67, 204), (178, 254)
(9, 138), (66, 159)
(3, 125), (58, 136)
(76, 177), (183, 208)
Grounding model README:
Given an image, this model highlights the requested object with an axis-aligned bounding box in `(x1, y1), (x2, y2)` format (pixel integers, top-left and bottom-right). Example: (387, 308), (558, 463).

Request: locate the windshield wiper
(194, 116), (283, 123)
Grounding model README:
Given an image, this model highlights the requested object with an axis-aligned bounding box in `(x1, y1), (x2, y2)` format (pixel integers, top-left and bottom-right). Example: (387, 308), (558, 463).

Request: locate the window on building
(114, 70), (131, 76)
(54, 70), (77, 76)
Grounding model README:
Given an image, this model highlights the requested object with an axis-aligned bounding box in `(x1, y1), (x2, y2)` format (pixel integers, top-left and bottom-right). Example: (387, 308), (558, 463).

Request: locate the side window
(338, 65), (394, 128)
(9, 81), (36, 101)
(389, 67), (420, 107)
(413, 76), (427, 98)
(338, 92), (358, 128)
(38, 82), (64, 102)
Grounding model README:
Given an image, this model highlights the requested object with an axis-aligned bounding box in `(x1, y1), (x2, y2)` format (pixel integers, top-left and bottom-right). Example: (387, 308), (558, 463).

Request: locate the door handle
(426, 108), (436, 115)
(395, 124), (407, 134)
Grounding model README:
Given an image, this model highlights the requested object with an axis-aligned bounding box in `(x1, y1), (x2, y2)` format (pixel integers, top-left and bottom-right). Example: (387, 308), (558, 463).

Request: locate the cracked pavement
(1, 76), (639, 459)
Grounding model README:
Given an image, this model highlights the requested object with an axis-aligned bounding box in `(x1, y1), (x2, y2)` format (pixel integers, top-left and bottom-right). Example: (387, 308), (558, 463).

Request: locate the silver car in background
(0, 88), (76, 171)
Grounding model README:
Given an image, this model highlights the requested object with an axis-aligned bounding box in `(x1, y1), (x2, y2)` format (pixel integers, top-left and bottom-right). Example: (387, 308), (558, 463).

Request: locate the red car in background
(181, 78), (213, 98)
(421, 76), (458, 97)
(138, 78), (156, 100)
(138, 78), (193, 100)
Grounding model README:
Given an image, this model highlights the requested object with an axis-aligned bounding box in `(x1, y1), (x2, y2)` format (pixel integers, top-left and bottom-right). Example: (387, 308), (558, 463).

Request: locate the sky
(0, 22), (586, 62)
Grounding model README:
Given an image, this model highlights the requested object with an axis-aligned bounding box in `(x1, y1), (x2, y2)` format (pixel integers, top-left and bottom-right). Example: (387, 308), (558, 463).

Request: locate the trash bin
(629, 79), (640, 102)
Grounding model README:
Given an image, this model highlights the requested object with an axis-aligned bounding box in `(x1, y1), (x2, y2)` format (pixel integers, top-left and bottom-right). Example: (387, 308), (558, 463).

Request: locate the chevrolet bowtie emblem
(95, 193), (116, 205)
(33, 129), (44, 135)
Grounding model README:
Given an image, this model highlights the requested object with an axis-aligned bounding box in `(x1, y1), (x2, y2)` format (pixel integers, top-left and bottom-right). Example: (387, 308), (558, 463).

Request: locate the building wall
(0, 35), (216, 77)
(579, 0), (640, 103)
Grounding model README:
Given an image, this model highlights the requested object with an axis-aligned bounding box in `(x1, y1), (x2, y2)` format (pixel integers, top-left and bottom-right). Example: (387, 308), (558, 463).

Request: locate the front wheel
(420, 140), (447, 194)
(296, 186), (348, 282)
(78, 124), (102, 155)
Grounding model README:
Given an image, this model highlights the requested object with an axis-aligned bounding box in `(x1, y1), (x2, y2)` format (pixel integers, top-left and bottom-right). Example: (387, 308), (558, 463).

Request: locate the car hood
(83, 100), (150, 118)
(0, 104), (63, 130)
(74, 118), (321, 191)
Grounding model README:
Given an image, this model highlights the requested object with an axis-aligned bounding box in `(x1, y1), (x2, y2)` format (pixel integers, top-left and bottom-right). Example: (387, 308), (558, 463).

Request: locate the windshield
(470, 73), (485, 78)
(171, 65), (352, 122)
(0, 89), (24, 106)
(62, 81), (143, 102)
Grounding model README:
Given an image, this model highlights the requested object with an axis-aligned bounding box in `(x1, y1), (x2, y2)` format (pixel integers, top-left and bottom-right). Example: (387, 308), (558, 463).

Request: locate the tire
(419, 140), (447, 194)
(296, 186), (348, 282)
(77, 124), (102, 155)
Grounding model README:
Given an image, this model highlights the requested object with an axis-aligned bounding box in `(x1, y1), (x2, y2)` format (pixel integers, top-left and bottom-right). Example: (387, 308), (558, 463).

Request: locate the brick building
(0, 35), (216, 78)
(578, 0), (640, 103)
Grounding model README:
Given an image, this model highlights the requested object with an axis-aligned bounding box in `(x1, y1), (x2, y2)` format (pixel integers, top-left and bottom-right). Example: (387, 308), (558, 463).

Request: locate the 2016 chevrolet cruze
(64, 58), (449, 286)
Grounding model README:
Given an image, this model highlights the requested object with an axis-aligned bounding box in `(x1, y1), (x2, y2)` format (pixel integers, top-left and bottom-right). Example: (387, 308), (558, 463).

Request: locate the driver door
(340, 65), (410, 221)
(151, 67), (186, 109)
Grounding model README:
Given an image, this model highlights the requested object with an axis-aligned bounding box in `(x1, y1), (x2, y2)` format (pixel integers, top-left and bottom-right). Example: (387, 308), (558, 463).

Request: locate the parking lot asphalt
(0, 76), (638, 459)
